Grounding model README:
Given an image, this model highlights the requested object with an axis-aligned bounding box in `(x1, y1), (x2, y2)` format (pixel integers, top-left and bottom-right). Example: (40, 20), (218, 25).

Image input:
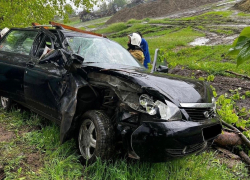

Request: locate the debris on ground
(216, 147), (241, 160)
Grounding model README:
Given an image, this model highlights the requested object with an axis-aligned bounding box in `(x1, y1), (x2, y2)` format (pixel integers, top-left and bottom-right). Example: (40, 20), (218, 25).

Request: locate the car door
(0, 29), (39, 103)
(24, 32), (67, 123)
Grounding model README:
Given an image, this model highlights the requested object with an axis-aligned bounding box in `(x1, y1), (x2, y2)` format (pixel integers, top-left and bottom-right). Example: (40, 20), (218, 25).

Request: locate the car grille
(182, 107), (215, 121)
(165, 141), (207, 156)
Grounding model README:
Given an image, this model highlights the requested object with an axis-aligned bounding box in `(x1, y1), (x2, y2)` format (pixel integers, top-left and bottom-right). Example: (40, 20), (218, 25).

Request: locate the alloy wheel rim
(1, 97), (9, 108)
(78, 119), (97, 160)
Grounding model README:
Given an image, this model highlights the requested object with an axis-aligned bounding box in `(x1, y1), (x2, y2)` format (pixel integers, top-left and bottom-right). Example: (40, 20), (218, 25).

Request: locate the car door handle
(26, 61), (35, 68)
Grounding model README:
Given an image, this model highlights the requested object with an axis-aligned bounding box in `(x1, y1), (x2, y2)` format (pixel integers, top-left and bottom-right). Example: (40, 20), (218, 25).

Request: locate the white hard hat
(128, 33), (141, 46)
(1, 27), (9, 37)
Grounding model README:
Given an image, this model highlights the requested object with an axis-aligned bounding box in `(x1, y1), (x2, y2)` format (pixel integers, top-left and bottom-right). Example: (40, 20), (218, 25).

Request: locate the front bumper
(131, 117), (222, 162)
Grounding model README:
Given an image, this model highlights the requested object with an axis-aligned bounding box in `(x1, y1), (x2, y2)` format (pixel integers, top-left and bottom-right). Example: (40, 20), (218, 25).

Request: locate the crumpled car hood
(82, 63), (212, 106)
(128, 72), (212, 105)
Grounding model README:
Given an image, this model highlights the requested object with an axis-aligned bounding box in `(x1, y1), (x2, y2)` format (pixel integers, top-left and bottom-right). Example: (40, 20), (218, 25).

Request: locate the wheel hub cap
(78, 119), (97, 160)
(1, 97), (9, 108)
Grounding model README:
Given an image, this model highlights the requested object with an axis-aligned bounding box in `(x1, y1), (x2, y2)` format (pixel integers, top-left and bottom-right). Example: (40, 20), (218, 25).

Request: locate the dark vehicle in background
(0, 23), (221, 163)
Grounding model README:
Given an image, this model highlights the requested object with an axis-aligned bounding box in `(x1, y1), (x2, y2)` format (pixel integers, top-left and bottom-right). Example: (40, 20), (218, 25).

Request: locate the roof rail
(49, 21), (106, 38)
(31, 23), (50, 29)
(31, 22), (63, 30)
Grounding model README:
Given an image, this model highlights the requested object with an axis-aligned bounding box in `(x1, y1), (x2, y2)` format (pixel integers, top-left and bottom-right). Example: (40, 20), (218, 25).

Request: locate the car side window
(35, 35), (53, 58)
(0, 30), (38, 55)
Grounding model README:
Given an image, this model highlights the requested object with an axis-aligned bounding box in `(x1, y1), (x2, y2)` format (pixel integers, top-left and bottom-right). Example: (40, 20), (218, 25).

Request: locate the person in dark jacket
(138, 32), (150, 69)
(127, 33), (145, 64)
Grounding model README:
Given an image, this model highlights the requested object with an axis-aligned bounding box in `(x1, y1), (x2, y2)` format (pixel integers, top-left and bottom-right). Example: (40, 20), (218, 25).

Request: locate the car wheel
(0, 96), (13, 111)
(78, 110), (114, 164)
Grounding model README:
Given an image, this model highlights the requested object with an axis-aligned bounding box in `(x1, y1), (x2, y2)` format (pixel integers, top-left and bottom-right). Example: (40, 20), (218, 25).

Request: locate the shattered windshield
(66, 37), (142, 67)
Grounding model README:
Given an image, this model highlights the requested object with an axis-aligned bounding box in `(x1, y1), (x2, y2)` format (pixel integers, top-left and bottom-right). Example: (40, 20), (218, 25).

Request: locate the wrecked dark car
(0, 24), (222, 163)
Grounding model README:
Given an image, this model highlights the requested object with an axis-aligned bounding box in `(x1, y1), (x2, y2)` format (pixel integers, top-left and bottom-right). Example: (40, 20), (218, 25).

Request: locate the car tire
(0, 96), (13, 111)
(78, 110), (115, 164)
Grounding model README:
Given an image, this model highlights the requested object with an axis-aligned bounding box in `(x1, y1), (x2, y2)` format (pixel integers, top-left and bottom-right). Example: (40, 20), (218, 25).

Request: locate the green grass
(126, 19), (143, 24)
(179, 11), (233, 21)
(112, 27), (204, 59)
(87, 24), (96, 28)
(65, 17), (81, 26)
(79, 27), (86, 30)
(0, 108), (248, 179)
(237, 12), (250, 17)
(164, 45), (250, 76)
(112, 24), (166, 38)
(95, 22), (128, 34)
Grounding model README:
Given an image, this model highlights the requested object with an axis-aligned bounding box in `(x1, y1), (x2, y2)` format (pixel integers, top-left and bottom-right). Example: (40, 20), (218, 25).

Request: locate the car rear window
(0, 30), (38, 55)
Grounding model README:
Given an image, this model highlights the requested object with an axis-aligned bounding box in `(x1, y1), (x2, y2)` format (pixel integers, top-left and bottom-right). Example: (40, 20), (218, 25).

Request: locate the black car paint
(0, 27), (222, 161)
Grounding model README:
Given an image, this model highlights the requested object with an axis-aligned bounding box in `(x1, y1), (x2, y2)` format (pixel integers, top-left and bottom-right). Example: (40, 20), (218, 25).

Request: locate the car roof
(60, 29), (103, 38)
(9, 27), (104, 39)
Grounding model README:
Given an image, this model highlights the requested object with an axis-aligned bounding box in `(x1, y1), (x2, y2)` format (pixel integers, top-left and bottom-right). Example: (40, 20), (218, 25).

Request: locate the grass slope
(0, 109), (248, 179)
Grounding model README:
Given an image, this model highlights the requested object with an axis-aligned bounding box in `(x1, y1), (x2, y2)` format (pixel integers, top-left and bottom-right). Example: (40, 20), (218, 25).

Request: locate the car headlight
(139, 94), (157, 115)
(139, 94), (182, 121)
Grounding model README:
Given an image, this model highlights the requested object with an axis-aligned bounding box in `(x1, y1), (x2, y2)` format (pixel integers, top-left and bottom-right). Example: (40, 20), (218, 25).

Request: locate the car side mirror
(151, 49), (168, 73)
(156, 65), (168, 73)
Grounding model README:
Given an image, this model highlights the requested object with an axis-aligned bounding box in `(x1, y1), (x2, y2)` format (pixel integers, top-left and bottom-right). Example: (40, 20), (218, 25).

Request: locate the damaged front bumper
(131, 117), (222, 162)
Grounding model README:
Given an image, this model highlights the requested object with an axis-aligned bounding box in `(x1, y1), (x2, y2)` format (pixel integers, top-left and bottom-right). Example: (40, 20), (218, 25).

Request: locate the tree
(0, 0), (101, 28)
(228, 27), (250, 67)
(64, 4), (74, 15)
(99, 2), (108, 12)
(113, 0), (127, 7)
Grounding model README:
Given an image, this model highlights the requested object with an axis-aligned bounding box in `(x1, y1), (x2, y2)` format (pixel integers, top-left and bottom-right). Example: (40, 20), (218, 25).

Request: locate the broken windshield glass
(66, 37), (143, 68)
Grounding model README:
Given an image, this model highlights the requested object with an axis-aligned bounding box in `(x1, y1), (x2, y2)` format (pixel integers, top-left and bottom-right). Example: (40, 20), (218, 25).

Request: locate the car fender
(59, 73), (88, 143)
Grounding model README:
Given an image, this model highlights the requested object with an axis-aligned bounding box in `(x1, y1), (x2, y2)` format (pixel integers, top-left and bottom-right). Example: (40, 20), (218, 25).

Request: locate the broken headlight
(139, 94), (157, 115)
(139, 94), (182, 121)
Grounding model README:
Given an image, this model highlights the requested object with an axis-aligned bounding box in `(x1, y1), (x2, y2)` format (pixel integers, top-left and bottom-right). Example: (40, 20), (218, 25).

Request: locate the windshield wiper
(77, 43), (82, 54)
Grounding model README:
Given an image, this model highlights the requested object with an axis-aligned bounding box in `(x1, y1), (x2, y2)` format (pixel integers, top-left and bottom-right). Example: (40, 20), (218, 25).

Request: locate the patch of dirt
(190, 33), (240, 46)
(106, 0), (222, 24)
(234, 0), (250, 12)
(0, 126), (15, 142)
(216, 152), (243, 169)
(169, 65), (250, 109)
(25, 152), (43, 172)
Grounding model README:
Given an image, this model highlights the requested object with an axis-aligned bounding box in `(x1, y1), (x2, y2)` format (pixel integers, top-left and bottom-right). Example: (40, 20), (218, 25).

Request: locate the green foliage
(216, 88), (250, 129)
(0, 0), (98, 28)
(113, 0), (127, 7)
(210, 85), (217, 97)
(217, 94), (239, 124)
(245, 91), (250, 97)
(207, 74), (215, 82)
(228, 27), (250, 66)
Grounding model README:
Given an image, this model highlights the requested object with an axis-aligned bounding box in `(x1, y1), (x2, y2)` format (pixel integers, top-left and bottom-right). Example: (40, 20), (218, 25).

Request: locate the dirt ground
(0, 120), (43, 179)
(106, 0), (222, 24)
(235, 0), (250, 12)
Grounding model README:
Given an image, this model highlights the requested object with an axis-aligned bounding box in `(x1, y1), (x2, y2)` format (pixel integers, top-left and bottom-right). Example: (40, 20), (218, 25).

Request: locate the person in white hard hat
(127, 33), (144, 64)
(0, 28), (9, 38)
